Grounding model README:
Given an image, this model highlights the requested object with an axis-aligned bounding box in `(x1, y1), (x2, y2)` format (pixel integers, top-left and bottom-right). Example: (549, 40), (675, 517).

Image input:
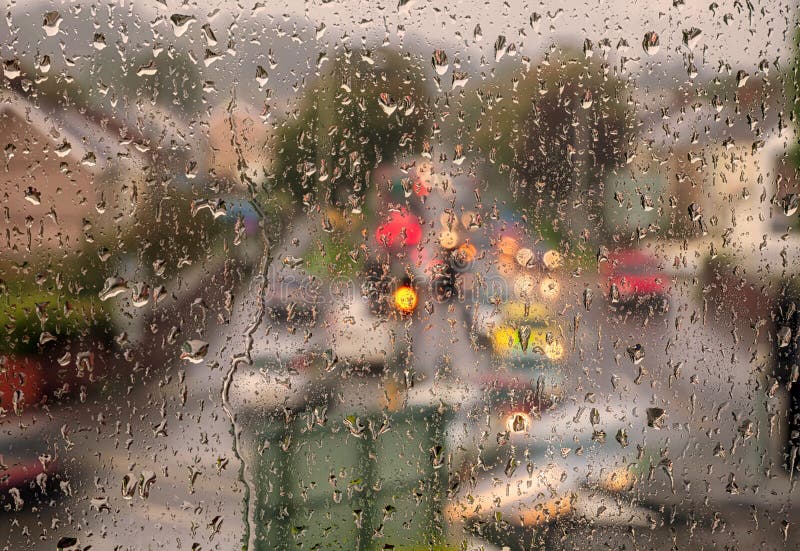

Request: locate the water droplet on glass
(432, 49), (449, 76)
(282, 256), (304, 269)
(180, 340), (209, 363)
(56, 537), (79, 551)
(646, 407), (666, 429)
(583, 39), (594, 59)
(504, 456), (517, 477)
(609, 284), (621, 303)
(627, 344), (645, 364)
(518, 325), (531, 352)
(137, 61), (158, 76)
(24, 186), (41, 205)
(378, 93), (397, 116)
(616, 428), (629, 447)
(54, 141), (72, 157)
(778, 326), (792, 348)
(736, 70), (749, 88)
(682, 27), (702, 50)
(583, 288), (593, 311)
(256, 65), (269, 88)
(642, 31), (660, 55)
(688, 202), (703, 222)
(580, 89), (593, 109)
(511, 413), (527, 432)
(99, 276), (128, 301)
(139, 470), (156, 499)
(494, 35), (507, 62)
(781, 193), (798, 216)
(131, 282), (150, 308)
(121, 473), (136, 500)
(170, 14), (195, 37)
(42, 11), (62, 37)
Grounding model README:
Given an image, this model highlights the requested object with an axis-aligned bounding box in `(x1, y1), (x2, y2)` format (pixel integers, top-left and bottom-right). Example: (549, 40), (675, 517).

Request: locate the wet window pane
(1, 2), (799, 549)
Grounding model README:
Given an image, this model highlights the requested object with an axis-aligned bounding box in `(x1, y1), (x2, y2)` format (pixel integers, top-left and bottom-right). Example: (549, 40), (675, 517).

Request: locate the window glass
(1, 2), (799, 549)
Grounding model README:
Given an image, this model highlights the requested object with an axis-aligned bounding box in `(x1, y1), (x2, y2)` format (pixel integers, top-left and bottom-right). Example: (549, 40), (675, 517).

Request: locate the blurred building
(0, 91), (147, 260)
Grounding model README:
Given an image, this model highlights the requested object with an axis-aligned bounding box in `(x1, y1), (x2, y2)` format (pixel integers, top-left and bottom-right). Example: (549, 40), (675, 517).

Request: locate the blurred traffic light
(393, 285), (418, 314)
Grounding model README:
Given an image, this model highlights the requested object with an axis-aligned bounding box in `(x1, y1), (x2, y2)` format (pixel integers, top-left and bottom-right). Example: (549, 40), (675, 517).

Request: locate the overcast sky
(3, 0), (795, 89)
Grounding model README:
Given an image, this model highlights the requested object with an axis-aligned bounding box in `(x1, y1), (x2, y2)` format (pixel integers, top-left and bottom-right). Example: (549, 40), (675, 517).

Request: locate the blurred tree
(268, 48), (432, 214)
(472, 49), (636, 238)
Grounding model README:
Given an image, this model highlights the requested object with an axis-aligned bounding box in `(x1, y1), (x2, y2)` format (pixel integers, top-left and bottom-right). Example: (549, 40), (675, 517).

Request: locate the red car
(601, 250), (670, 310)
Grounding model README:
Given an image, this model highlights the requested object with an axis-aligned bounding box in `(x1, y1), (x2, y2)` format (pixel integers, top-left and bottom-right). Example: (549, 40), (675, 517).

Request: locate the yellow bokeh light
(506, 412), (531, 433)
(600, 467), (635, 492)
(542, 249), (563, 269)
(394, 285), (418, 314)
(498, 236), (519, 256)
(539, 277), (560, 300)
(543, 341), (565, 361)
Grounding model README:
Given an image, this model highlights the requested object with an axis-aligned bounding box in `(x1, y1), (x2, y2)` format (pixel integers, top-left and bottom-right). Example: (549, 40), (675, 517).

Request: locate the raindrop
(627, 344), (645, 364)
(93, 33), (106, 50)
(121, 473), (136, 500)
(642, 31), (660, 55)
(451, 71), (469, 90)
(99, 276), (128, 301)
(580, 89), (593, 109)
(38, 55), (51, 73)
(780, 194), (798, 216)
(256, 65), (269, 88)
(736, 70), (749, 88)
(139, 470), (156, 498)
(518, 325), (531, 352)
(283, 256), (304, 269)
(137, 61), (158, 76)
(504, 456), (517, 477)
(682, 27), (702, 50)
(511, 413), (527, 432)
(432, 49), (449, 76)
(3, 60), (21, 80)
(24, 187), (41, 205)
(56, 537), (79, 551)
(583, 288), (593, 311)
(170, 14), (195, 37)
(180, 340), (209, 363)
(494, 35), (507, 62)
(529, 13), (541, 31)
(378, 93), (397, 116)
(42, 11), (62, 37)
(688, 202), (703, 222)
(54, 141), (72, 157)
(131, 282), (150, 308)
(616, 428), (628, 447)
(201, 23), (217, 45)
(204, 49), (222, 67)
(583, 39), (594, 59)
(778, 326), (792, 348)
(646, 407), (666, 429)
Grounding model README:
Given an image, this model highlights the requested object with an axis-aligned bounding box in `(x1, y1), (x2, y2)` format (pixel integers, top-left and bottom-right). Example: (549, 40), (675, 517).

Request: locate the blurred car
(444, 405), (658, 548)
(601, 249), (670, 312)
(0, 291), (113, 508)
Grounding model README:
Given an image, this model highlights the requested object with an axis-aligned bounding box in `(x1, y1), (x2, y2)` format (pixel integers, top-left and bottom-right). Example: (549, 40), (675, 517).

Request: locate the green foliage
(0, 285), (108, 355)
(270, 49), (432, 213)
(471, 51), (635, 203)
